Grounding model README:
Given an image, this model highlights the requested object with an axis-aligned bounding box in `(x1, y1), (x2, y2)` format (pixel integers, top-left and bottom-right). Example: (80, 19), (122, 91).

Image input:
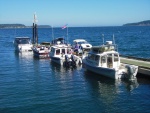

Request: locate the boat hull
(15, 44), (32, 52)
(50, 56), (64, 65)
(83, 58), (118, 79)
(32, 48), (50, 59)
(33, 51), (49, 58)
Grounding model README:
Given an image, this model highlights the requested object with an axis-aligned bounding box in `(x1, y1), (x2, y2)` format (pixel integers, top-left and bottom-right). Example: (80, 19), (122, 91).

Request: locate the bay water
(0, 26), (150, 113)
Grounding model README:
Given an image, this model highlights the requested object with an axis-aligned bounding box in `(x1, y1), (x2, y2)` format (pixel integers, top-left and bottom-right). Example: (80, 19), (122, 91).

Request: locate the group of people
(74, 43), (83, 54)
(67, 43), (83, 55)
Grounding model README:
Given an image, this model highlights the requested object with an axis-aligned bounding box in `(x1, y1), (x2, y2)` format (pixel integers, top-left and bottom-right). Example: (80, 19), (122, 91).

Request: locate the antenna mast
(102, 34), (104, 45)
(113, 34), (115, 44)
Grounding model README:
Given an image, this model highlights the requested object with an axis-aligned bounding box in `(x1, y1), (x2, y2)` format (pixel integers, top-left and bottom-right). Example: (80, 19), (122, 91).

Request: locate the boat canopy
(73, 39), (86, 43)
(15, 37), (31, 44)
(92, 44), (117, 53)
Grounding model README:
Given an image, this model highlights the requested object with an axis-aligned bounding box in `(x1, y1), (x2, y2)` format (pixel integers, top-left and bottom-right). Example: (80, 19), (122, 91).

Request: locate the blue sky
(0, 0), (150, 27)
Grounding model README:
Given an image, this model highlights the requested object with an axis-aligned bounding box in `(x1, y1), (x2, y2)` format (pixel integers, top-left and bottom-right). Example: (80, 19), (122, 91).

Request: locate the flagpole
(62, 24), (68, 44)
(52, 25), (54, 41)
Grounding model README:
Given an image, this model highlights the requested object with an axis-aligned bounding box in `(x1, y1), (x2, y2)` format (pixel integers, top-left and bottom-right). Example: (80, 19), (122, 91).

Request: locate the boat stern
(18, 44), (33, 52)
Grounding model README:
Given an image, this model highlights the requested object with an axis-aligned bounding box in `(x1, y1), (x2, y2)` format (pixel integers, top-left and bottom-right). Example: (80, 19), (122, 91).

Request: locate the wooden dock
(120, 56), (150, 76)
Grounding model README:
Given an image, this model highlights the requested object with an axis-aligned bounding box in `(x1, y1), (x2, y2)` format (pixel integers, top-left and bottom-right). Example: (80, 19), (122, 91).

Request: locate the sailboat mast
(33, 12), (38, 45)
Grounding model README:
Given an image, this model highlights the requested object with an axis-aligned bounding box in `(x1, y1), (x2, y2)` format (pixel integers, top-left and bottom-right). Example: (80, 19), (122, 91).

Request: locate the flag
(62, 24), (68, 29)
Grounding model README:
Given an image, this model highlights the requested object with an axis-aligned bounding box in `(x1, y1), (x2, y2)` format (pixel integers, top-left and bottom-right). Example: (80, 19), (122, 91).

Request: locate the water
(0, 26), (150, 113)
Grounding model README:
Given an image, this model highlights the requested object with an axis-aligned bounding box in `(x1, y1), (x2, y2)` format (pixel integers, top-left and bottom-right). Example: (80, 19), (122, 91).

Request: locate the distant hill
(123, 20), (150, 26)
(0, 24), (26, 28)
(0, 24), (51, 28)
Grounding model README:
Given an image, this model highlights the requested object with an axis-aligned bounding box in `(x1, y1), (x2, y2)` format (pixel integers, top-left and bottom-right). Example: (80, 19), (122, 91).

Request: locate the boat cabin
(50, 45), (72, 57)
(87, 52), (120, 68)
(86, 41), (120, 69)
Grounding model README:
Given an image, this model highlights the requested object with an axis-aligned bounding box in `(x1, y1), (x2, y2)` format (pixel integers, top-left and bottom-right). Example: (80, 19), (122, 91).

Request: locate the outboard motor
(64, 55), (70, 67)
(125, 65), (135, 80)
(71, 55), (76, 67)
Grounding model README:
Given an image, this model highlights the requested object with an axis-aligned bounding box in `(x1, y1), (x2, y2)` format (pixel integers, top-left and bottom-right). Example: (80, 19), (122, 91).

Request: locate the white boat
(32, 42), (51, 58)
(83, 41), (138, 80)
(72, 39), (92, 52)
(50, 43), (82, 67)
(14, 37), (33, 52)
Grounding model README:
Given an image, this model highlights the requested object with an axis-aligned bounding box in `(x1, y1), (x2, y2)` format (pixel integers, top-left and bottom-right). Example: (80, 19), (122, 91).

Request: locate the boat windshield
(78, 41), (88, 44)
(16, 39), (30, 44)
(52, 38), (65, 44)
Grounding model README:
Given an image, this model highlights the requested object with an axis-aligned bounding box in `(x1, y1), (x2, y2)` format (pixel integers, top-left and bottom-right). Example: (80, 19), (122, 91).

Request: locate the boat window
(17, 39), (29, 44)
(88, 54), (92, 59)
(114, 54), (119, 62)
(88, 54), (96, 60)
(56, 49), (60, 55)
(95, 55), (99, 61)
(78, 41), (86, 44)
(91, 54), (95, 60)
(107, 54), (112, 62)
(107, 54), (113, 68)
(62, 49), (65, 54)
(88, 54), (93, 60)
(101, 56), (106, 64)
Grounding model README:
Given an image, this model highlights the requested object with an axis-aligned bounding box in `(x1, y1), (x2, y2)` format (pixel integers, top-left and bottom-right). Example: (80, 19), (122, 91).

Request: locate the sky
(0, 0), (150, 27)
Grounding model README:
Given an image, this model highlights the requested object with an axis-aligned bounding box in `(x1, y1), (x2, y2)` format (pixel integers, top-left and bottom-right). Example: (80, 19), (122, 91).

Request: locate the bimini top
(73, 39), (87, 43)
(92, 41), (117, 53)
(14, 37), (31, 44)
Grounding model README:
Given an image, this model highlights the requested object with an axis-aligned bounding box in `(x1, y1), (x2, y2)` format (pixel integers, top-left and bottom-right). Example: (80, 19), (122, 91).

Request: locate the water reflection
(122, 79), (139, 91)
(49, 61), (83, 87)
(50, 61), (82, 74)
(15, 51), (33, 60)
(83, 70), (139, 104)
